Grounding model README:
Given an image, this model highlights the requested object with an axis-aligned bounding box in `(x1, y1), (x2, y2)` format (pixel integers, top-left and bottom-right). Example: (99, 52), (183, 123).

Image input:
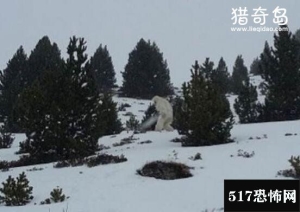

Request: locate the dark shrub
(0, 172), (33, 206)
(137, 160), (193, 180)
(277, 156), (300, 178)
(86, 154), (127, 167)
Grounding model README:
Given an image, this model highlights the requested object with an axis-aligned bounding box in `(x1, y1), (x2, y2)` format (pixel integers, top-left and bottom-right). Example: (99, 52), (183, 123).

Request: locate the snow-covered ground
(0, 94), (299, 212)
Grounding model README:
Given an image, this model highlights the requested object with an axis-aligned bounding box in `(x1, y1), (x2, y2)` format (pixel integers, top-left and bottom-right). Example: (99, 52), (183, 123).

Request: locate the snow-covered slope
(0, 96), (299, 212)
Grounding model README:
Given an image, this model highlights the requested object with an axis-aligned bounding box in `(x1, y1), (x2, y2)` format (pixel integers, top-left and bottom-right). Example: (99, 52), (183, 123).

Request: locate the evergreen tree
(24, 36), (64, 87)
(126, 115), (140, 131)
(211, 57), (231, 94)
(16, 69), (68, 162)
(121, 38), (173, 99)
(98, 93), (123, 135)
(0, 172), (33, 206)
(0, 46), (28, 132)
(171, 95), (185, 131)
(85, 44), (117, 93)
(16, 36), (122, 162)
(176, 60), (234, 146)
(249, 57), (261, 76)
(295, 29), (300, 57)
(199, 58), (214, 79)
(260, 25), (300, 121)
(295, 29), (300, 43)
(259, 41), (273, 82)
(231, 55), (248, 94)
(233, 77), (259, 123)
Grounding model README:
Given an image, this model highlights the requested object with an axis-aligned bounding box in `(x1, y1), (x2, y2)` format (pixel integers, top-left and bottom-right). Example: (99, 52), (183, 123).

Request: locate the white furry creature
(151, 95), (174, 132)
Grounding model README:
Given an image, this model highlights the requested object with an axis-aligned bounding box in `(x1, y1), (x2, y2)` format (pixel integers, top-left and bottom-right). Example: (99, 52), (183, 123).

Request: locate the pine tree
(16, 70), (66, 162)
(211, 57), (231, 94)
(0, 122), (15, 149)
(249, 57), (261, 76)
(16, 36), (122, 162)
(0, 172), (33, 206)
(176, 60), (234, 146)
(0, 46), (28, 132)
(24, 36), (64, 87)
(121, 38), (173, 99)
(85, 44), (117, 93)
(126, 115), (140, 131)
(171, 95), (185, 131)
(199, 58), (214, 79)
(98, 93), (123, 135)
(295, 29), (300, 58)
(260, 25), (300, 121)
(295, 29), (300, 43)
(259, 41), (273, 82)
(231, 55), (248, 94)
(234, 77), (259, 123)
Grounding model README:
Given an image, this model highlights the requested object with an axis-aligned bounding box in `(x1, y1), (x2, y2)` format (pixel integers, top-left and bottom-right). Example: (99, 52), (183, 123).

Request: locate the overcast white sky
(1, 0), (299, 87)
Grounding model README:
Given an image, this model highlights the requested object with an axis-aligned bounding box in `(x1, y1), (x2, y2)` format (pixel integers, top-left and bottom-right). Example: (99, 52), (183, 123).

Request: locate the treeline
(0, 36), (124, 163)
(0, 35), (177, 163)
(0, 24), (299, 158)
(170, 25), (300, 146)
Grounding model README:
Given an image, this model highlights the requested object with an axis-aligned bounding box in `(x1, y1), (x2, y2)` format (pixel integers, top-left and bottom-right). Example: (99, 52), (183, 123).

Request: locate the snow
(0, 96), (299, 212)
(81, 82), (88, 88)
(0, 1), (300, 211)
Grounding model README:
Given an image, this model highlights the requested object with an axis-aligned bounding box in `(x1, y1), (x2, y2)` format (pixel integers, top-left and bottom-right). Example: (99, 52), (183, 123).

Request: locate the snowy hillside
(0, 96), (299, 212)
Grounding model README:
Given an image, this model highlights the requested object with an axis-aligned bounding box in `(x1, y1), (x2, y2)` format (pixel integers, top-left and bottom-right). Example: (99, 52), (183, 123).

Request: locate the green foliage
(259, 25), (300, 122)
(98, 93), (123, 136)
(25, 36), (64, 87)
(295, 29), (300, 57)
(0, 172), (33, 206)
(249, 57), (261, 76)
(85, 154), (127, 167)
(175, 60), (234, 146)
(288, 156), (300, 177)
(126, 115), (140, 131)
(0, 123), (14, 149)
(121, 38), (174, 99)
(0, 46), (28, 132)
(189, 152), (202, 161)
(277, 155), (300, 179)
(53, 154), (127, 168)
(53, 158), (85, 168)
(16, 139), (31, 154)
(171, 96), (185, 131)
(40, 198), (51, 205)
(113, 135), (138, 147)
(85, 44), (117, 93)
(0, 155), (47, 171)
(237, 149), (255, 158)
(0, 36), (64, 133)
(199, 58), (214, 79)
(16, 36), (122, 163)
(234, 77), (259, 123)
(50, 187), (66, 203)
(259, 41), (273, 82)
(295, 29), (300, 43)
(231, 55), (248, 94)
(40, 187), (67, 205)
(211, 57), (231, 94)
(118, 103), (131, 111)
